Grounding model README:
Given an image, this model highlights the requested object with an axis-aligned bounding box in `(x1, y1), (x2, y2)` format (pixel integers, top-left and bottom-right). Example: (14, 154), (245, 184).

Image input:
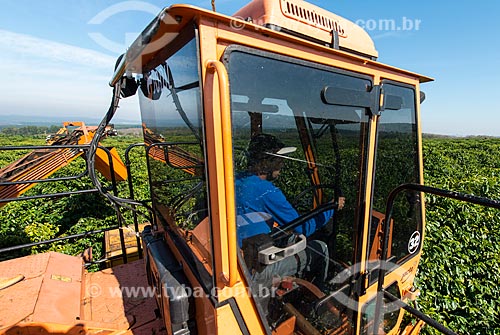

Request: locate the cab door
(224, 44), (388, 334)
(358, 80), (424, 334)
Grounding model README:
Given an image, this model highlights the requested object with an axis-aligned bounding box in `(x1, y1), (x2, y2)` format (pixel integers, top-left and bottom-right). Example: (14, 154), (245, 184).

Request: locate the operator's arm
(263, 185), (334, 236)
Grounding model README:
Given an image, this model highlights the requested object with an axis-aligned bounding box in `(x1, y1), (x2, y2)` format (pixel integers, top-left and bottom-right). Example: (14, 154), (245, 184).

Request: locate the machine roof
(110, 3), (433, 86)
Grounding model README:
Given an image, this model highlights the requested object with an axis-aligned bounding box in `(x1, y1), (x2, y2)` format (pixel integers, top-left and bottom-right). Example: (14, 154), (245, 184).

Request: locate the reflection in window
(361, 283), (403, 334)
(371, 83), (421, 264)
(228, 48), (372, 279)
(138, 37), (208, 234)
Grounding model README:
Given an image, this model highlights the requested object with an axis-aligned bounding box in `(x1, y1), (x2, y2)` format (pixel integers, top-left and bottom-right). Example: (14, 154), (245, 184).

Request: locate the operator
(235, 133), (345, 288)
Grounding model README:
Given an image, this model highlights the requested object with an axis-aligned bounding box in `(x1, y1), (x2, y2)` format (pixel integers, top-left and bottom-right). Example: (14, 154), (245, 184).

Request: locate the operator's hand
(337, 196), (345, 210)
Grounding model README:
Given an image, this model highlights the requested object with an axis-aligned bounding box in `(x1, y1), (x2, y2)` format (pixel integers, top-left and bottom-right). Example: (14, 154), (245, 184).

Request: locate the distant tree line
(0, 125), (61, 136)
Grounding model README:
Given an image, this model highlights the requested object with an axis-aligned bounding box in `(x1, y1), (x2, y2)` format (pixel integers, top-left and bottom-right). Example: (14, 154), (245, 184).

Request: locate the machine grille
(280, 0), (346, 37)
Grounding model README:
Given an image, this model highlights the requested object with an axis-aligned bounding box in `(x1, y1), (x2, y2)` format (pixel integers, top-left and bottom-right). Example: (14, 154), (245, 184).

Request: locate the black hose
(86, 78), (152, 220)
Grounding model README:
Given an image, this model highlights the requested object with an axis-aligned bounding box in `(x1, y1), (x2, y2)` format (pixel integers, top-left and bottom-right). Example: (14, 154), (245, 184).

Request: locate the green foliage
(417, 138), (500, 335)
(0, 135), (46, 166)
(0, 134), (149, 264)
(2, 133), (500, 334)
(0, 125), (61, 136)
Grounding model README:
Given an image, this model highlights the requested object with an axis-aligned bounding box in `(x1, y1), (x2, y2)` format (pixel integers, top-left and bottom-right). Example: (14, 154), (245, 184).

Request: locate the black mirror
(420, 91), (426, 104)
(120, 76), (138, 98)
(114, 54), (138, 98)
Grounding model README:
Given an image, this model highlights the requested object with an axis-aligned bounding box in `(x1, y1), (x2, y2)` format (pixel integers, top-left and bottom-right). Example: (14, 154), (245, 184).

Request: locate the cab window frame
(138, 23), (216, 298)
(372, 79), (422, 267)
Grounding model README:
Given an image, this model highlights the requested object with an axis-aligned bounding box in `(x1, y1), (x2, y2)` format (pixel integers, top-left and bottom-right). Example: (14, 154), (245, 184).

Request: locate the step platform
(0, 251), (165, 334)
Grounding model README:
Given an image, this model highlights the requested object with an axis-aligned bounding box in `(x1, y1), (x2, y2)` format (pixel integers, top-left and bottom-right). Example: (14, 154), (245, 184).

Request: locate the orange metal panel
(198, 21), (272, 335)
(82, 259), (164, 333)
(198, 20), (231, 292)
(272, 316), (295, 335)
(400, 320), (425, 335)
(0, 252), (83, 328)
(31, 253), (83, 324)
(0, 252), (164, 334)
(216, 303), (244, 335)
(188, 218), (213, 274)
(206, 59), (238, 288)
(113, 4), (432, 86)
(104, 223), (148, 267)
(94, 146), (128, 182)
(0, 253), (49, 329)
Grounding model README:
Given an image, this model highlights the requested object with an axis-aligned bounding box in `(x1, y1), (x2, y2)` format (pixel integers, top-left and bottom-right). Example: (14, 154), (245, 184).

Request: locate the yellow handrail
(206, 60), (238, 287)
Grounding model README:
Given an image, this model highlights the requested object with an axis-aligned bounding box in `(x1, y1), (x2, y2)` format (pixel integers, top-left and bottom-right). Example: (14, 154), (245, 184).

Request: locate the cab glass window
(371, 82), (422, 265)
(138, 33), (211, 265)
(225, 47), (372, 330)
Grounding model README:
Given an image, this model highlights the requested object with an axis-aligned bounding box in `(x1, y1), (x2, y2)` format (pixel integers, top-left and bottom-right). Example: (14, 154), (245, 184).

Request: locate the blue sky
(0, 0), (499, 136)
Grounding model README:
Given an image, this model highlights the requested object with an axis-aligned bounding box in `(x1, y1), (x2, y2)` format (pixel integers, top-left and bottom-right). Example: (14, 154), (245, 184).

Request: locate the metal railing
(0, 143), (147, 266)
(374, 183), (500, 335)
(124, 142), (151, 260)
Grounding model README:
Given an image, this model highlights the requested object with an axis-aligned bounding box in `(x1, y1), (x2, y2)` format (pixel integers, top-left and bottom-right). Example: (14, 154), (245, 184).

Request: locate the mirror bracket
(322, 84), (381, 117)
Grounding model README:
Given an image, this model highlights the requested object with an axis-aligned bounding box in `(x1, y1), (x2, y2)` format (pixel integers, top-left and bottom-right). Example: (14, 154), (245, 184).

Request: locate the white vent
(233, 0), (378, 59)
(280, 0), (346, 37)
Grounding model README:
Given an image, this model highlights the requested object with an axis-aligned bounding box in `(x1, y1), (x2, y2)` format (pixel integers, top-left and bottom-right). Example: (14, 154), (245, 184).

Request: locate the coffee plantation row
(0, 133), (499, 334)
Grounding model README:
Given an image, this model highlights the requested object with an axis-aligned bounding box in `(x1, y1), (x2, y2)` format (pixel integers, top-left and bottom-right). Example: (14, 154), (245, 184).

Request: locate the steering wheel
(269, 201), (337, 240)
(291, 183), (337, 209)
(267, 201), (350, 286)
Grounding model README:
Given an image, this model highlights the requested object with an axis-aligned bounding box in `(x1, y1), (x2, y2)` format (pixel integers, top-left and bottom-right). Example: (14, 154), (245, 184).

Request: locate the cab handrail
(206, 59), (238, 287)
(374, 183), (500, 334)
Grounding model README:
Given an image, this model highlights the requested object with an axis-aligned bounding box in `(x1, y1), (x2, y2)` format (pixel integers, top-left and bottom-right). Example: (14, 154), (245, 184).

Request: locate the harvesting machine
(0, 121), (126, 208)
(1, 1), (499, 335)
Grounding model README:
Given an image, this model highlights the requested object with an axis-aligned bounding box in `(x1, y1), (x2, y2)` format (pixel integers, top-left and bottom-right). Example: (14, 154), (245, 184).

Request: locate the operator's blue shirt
(235, 172), (334, 245)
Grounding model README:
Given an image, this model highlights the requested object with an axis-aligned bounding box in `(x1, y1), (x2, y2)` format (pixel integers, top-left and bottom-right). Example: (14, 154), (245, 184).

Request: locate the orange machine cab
(105, 0), (432, 334)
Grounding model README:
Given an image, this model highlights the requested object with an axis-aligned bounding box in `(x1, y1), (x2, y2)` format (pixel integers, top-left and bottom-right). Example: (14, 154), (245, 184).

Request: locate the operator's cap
(248, 133), (296, 160)
(275, 146), (297, 155)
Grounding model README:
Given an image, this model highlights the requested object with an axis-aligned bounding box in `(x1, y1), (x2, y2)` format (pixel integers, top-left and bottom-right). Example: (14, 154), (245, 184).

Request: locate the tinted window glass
(371, 83), (421, 265)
